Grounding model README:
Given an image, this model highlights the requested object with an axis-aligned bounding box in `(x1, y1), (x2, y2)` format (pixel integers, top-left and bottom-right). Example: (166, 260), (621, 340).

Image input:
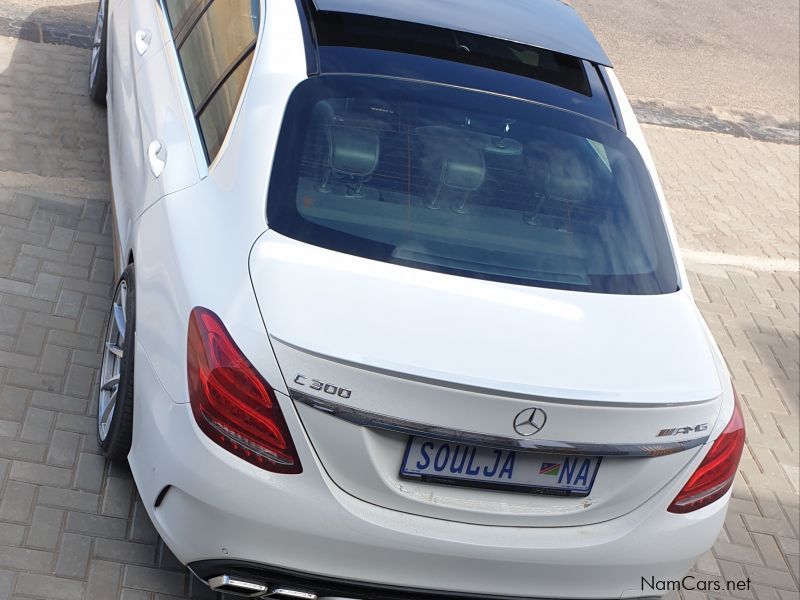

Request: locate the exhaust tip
(269, 588), (318, 599)
(206, 575), (318, 599)
(208, 575), (268, 597)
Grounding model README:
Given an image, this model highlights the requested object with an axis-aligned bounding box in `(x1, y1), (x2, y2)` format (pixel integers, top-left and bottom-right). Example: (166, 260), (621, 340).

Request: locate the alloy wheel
(89, 0), (105, 90)
(98, 279), (126, 442)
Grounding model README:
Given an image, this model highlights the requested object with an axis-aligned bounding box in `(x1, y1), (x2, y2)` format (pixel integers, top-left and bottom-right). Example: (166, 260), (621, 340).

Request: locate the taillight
(668, 391), (745, 514)
(187, 307), (301, 474)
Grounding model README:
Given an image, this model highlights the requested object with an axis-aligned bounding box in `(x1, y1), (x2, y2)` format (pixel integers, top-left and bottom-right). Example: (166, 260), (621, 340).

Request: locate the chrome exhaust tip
(267, 588), (317, 599)
(207, 575), (268, 597)
(206, 575), (318, 600)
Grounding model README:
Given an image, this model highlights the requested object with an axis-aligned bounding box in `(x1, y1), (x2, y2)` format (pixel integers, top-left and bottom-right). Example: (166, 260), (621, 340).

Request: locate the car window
(314, 12), (591, 96)
(170, 0), (260, 162)
(163, 0), (202, 32)
(267, 76), (679, 295)
(179, 0), (258, 104)
(197, 53), (254, 157)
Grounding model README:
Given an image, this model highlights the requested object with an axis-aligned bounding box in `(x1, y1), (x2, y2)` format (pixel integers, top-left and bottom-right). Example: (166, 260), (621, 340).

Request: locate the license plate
(400, 437), (601, 496)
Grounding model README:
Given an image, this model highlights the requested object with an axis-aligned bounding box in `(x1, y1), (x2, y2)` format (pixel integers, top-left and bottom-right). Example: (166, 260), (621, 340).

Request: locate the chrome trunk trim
(272, 336), (716, 408)
(289, 389), (708, 457)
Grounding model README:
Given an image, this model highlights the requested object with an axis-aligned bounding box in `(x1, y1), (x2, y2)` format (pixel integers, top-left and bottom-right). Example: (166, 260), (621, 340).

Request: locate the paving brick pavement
(646, 127), (800, 264)
(0, 28), (797, 600)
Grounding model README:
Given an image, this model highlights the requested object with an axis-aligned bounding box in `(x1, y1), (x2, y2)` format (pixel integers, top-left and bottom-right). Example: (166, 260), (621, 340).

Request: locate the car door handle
(148, 140), (166, 178)
(134, 29), (152, 55)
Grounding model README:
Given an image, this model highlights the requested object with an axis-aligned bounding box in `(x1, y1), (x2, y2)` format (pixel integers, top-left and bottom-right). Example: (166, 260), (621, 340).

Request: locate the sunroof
(313, 12), (592, 96)
(310, 0), (611, 66)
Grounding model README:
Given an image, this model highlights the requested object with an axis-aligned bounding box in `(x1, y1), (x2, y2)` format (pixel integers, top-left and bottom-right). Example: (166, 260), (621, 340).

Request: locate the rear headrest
(547, 148), (593, 203)
(528, 140), (593, 203)
(327, 126), (380, 177)
(440, 145), (485, 191)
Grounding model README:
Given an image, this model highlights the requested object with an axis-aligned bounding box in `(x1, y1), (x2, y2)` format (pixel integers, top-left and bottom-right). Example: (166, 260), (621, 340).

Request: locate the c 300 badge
(293, 374), (352, 399)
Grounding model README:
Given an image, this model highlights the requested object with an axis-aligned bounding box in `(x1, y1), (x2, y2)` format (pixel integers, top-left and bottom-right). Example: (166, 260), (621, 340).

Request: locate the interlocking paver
(16, 573), (85, 600)
(0, 570), (13, 600)
(19, 406), (53, 442)
(65, 511), (127, 541)
(100, 477), (134, 520)
(85, 560), (123, 600)
(0, 438), (44, 462)
(27, 505), (63, 550)
(73, 451), (106, 493)
(0, 6), (797, 599)
(0, 524), (24, 548)
(0, 481), (35, 523)
(0, 546), (52, 571)
(122, 566), (186, 597)
(95, 539), (158, 566)
(37, 486), (100, 512)
(45, 428), (79, 467)
(55, 533), (93, 579)
(9, 460), (71, 487)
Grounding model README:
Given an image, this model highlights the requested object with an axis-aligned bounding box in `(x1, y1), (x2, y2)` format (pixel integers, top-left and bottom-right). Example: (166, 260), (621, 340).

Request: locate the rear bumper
(130, 344), (727, 600)
(187, 561), (665, 600)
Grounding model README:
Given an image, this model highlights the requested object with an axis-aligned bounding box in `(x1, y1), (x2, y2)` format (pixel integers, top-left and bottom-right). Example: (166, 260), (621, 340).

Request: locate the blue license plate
(400, 436), (601, 496)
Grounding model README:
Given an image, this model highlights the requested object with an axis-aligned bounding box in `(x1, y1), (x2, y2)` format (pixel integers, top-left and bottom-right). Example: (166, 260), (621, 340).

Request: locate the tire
(89, 0), (109, 105)
(97, 264), (135, 462)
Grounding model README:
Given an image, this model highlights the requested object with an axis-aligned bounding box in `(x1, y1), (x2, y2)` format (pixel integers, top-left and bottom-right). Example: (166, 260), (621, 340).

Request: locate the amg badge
(657, 423), (708, 437)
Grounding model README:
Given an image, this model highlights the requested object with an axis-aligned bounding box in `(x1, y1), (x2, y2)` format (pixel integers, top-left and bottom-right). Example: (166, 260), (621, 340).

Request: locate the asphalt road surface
(570, 0), (800, 124)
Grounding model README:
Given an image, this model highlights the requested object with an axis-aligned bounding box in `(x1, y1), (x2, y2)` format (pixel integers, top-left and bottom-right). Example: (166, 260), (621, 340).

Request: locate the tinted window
(164, 0), (201, 32)
(174, 0), (259, 161)
(314, 12), (590, 95)
(198, 53), (254, 157)
(179, 0), (258, 104)
(267, 76), (679, 295)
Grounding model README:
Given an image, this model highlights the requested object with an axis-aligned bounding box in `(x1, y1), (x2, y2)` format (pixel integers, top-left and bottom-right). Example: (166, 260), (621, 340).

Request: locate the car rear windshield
(267, 76), (679, 294)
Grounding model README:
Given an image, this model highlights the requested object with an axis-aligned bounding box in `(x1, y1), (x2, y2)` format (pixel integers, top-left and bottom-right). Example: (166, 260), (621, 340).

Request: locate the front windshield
(267, 75), (679, 295)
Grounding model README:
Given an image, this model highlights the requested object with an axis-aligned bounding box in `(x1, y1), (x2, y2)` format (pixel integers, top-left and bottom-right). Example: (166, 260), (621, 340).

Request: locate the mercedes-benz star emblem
(513, 407), (547, 436)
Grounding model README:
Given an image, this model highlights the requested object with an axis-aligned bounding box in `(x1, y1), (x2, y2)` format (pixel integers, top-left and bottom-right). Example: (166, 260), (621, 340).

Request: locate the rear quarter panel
(130, 0), (308, 406)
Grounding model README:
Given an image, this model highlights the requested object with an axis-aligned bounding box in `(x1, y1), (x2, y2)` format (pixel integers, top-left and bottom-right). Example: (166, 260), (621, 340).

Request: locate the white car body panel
(97, 0), (740, 596)
(247, 230), (722, 528)
(106, 0), (199, 269)
(131, 0), (307, 406)
(250, 234), (718, 404)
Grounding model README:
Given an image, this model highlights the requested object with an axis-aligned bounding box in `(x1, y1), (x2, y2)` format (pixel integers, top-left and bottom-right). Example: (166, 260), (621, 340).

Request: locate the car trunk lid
(251, 231), (722, 526)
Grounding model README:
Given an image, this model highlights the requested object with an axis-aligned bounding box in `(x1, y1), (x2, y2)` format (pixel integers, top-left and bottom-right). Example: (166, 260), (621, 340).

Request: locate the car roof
(310, 0), (611, 67)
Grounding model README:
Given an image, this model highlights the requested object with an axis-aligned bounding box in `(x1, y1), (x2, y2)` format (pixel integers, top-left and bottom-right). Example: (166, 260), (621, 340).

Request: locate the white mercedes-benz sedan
(89, 0), (745, 598)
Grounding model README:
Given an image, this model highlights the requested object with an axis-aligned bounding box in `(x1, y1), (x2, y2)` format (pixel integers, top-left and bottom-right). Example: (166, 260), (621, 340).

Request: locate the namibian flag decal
(539, 462), (561, 476)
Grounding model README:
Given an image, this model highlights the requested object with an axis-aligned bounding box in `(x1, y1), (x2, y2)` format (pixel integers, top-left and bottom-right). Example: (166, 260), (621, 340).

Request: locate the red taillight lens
(187, 307), (301, 474)
(668, 391), (745, 514)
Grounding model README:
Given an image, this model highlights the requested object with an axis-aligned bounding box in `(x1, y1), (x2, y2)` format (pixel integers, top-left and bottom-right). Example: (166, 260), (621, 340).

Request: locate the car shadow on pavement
(0, 3), (95, 48)
(0, 4), (107, 180)
(0, 4), (192, 598)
